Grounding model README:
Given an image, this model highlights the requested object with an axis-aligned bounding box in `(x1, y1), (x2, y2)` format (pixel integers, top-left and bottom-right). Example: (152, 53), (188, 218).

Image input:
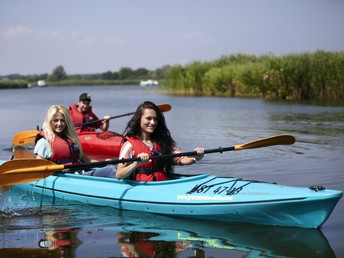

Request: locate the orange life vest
(126, 136), (168, 181)
(35, 131), (80, 165)
(69, 104), (102, 133)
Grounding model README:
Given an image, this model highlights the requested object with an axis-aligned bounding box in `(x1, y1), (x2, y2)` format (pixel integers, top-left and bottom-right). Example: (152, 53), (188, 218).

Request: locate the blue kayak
(7, 164), (342, 228)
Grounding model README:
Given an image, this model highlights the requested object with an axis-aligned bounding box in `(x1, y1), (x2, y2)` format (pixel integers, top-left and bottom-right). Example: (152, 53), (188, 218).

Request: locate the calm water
(1, 85), (343, 257)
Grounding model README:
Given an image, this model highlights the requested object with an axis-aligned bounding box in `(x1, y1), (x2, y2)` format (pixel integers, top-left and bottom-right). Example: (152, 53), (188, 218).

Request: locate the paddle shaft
(74, 103), (171, 127)
(65, 134), (295, 170)
(0, 146), (232, 185)
(65, 147), (234, 170)
(74, 112), (134, 127)
(1, 134), (295, 186)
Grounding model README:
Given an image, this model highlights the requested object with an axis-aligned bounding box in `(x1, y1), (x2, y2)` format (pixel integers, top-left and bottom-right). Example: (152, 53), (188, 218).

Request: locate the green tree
(49, 65), (67, 81)
(118, 67), (133, 80)
(101, 71), (113, 80)
(112, 71), (119, 80)
(134, 67), (149, 78)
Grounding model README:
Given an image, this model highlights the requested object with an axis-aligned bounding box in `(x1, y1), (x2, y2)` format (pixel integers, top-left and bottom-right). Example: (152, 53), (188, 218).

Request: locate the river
(1, 85), (343, 257)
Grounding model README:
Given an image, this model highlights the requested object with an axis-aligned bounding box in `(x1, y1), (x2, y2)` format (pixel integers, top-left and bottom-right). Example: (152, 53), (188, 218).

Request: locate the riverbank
(0, 79), (141, 89)
(0, 80), (28, 89)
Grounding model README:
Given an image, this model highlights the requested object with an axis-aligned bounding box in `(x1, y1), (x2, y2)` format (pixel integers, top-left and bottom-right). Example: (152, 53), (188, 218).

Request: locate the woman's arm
(34, 138), (52, 159)
(116, 152), (148, 179)
(116, 161), (139, 179)
(178, 147), (205, 165)
(115, 141), (149, 179)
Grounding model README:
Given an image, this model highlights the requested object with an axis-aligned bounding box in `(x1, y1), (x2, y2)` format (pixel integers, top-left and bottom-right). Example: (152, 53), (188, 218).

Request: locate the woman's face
(140, 108), (157, 135)
(51, 112), (66, 135)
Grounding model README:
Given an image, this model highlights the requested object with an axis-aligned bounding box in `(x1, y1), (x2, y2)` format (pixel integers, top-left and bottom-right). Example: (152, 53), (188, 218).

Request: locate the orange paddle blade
(234, 135), (296, 150)
(157, 104), (172, 112)
(12, 130), (39, 146)
(0, 159), (64, 186)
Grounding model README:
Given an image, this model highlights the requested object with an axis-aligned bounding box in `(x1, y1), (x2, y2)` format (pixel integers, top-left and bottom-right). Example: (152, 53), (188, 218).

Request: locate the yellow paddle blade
(12, 147), (35, 159)
(234, 135), (296, 150)
(12, 130), (40, 146)
(0, 159), (64, 186)
(157, 104), (172, 112)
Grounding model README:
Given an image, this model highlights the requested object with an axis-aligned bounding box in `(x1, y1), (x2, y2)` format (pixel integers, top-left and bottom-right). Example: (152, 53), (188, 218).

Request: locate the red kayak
(78, 131), (123, 160)
(12, 130), (123, 160)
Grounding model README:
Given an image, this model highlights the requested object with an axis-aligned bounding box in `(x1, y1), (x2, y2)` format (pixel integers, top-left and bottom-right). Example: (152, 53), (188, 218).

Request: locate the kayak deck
(78, 131), (123, 159)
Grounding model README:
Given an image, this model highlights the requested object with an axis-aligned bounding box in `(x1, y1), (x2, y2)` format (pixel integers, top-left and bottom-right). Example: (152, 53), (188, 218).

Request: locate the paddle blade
(157, 104), (172, 112)
(0, 159), (63, 186)
(235, 135), (295, 150)
(12, 130), (39, 146)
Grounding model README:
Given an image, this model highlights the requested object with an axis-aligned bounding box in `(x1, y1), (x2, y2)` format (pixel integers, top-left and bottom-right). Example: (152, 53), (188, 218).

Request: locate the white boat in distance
(140, 79), (159, 87)
(37, 80), (47, 87)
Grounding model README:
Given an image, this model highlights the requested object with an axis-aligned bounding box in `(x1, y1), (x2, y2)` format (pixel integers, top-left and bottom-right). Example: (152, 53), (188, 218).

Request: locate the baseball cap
(79, 93), (91, 102)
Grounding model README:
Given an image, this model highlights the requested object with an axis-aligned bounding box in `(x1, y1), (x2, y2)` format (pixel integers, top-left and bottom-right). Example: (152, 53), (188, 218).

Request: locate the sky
(1, 0), (343, 75)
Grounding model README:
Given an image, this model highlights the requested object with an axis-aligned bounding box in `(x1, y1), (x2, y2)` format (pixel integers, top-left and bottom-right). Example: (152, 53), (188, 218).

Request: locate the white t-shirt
(34, 138), (53, 159)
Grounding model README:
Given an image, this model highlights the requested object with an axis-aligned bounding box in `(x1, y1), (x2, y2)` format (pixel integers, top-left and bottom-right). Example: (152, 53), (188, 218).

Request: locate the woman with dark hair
(116, 101), (204, 181)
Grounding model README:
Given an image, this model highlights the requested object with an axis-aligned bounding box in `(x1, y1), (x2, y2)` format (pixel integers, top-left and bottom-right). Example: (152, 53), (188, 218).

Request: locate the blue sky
(1, 0), (343, 75)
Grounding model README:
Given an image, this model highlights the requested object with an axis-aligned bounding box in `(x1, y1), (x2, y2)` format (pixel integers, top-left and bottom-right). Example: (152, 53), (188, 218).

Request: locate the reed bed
(163, 51), (344, 100)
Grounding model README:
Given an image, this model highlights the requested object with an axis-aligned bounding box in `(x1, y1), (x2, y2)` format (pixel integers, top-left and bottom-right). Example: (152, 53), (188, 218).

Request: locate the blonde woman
(34, 105), (116, 177)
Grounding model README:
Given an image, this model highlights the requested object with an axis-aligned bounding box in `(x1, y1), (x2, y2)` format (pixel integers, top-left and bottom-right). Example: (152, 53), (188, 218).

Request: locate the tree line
(1, 50), (343, 101)
(0, 65), (170, 88)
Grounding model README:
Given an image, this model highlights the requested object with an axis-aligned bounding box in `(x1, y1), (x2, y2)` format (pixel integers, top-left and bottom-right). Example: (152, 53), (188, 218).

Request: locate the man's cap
(79, 93), (91, 102)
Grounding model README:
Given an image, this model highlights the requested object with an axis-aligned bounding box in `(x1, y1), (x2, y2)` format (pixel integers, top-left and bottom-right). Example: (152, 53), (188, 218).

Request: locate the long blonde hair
(42, 105), (83, 153)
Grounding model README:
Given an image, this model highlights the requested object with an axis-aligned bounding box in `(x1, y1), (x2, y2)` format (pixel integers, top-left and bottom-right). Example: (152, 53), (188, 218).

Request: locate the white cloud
(4, 26), (33, 38)
(3, 26), (124, 48)
(79, 36), (98, 47)
(35, 31), (65, 40)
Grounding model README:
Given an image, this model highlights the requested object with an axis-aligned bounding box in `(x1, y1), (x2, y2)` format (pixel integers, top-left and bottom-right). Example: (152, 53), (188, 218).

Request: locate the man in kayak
(69, 93), (110, 133)
(116, 101), (204, 181)
(34, 105), (116, 178)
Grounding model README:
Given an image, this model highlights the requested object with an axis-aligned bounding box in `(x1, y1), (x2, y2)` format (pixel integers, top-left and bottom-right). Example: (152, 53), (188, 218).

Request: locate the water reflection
(38, 228), (80, 258)
(117, 231), (187, 257)
(0, 194), (335, 258)
(268, 111), (344, 144)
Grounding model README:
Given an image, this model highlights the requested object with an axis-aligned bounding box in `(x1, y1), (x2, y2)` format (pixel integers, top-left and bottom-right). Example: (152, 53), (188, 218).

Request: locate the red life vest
(36, 131), (80, 165)
(120, 238), (155, 257)
(126, 136), (168, 181)
(69, 104), (102, 133)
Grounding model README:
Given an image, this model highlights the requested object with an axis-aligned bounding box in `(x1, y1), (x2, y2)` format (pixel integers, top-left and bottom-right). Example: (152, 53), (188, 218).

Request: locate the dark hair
(123, 101), (175, 174)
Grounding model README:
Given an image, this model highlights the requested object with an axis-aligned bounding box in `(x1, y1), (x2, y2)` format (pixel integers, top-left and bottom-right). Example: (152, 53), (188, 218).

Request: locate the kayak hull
(12, 171), (342, 228)
(78, 131), (123, 159)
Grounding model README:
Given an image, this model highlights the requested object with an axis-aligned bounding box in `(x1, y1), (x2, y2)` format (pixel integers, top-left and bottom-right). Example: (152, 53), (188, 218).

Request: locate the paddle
(1, 134), (295, 186)
(12, 104), (172, 146)
(74, 103), (171, 127)
(12, 130), (40, 146)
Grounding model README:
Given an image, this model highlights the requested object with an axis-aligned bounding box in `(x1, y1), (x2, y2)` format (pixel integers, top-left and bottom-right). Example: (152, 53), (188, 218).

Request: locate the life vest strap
(137, 166), (160, 174)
